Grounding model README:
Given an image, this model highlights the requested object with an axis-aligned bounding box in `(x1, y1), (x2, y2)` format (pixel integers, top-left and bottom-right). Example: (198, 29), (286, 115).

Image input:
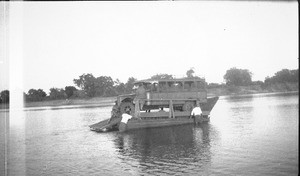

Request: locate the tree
(290, 69), (299, 82)
(125, 77), (137, 94)
(37, 89), (47, 99)
(0, 90), (9, 103)
(72, 90), (86, 98)
(65, 86), (77, 98)
(95, 76), (116, 97)
(251, 80), (264, 86)
(73, 73), (97, 97)
(150, 74), (173, 80)
(265, 69), (299, 84)
(27, 89), (47, 101)
(114, 79), (126, 95)
(223, 67), (252, 86)
(186, 68), (195, 78)
(49, 88), (66, 100)
(73, 73), (118, 97)
(207, 83), (222, 89)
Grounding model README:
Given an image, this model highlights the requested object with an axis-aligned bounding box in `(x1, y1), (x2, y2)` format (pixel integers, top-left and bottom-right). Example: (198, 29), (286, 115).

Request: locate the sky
(0, 1), (298, 93)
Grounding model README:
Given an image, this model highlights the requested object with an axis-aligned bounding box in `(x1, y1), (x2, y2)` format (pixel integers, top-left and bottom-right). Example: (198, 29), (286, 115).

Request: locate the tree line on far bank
(0, 68), (298, 104)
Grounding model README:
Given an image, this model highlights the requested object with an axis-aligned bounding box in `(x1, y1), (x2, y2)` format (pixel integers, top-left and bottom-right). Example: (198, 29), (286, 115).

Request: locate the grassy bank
(0, 82), (298, 109)
(24, 96), (116, 108)
(0, 96), (116, 110)
(24, 97), (116, 107)
(207, 82), (298, 97)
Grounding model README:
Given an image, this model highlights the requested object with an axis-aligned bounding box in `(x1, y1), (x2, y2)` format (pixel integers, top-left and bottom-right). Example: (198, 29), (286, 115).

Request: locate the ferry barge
(89, 77), (218, 132)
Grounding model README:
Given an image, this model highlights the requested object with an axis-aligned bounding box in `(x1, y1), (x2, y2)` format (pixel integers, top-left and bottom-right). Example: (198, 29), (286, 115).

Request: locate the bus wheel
(119, 102), (135, 116)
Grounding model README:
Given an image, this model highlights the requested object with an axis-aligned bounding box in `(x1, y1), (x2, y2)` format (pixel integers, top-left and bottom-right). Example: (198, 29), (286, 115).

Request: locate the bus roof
(134, 77), (205, 84)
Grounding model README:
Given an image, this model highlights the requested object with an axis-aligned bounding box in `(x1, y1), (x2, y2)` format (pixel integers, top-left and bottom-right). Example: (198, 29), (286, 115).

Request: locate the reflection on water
(210, 92), (298, 176)
(114, 124), (216, 175)
(0, 92), (298, 176)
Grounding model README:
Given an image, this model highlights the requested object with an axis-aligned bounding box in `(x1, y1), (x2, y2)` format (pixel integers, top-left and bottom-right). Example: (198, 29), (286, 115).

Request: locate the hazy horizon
(1, 1), (298, 93)
(4, 67), (299, 93)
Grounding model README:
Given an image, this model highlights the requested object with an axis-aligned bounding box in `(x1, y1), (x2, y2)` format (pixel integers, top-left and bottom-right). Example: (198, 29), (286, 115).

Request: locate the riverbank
(207, 82), (298, 97)
(25, 96), (116, 108)
(0, 82), (298, 110)
(0, 96), (116, 110)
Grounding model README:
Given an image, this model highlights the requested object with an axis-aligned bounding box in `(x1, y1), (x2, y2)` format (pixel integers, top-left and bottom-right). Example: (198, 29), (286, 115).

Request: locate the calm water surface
(1, 92), (298, 175)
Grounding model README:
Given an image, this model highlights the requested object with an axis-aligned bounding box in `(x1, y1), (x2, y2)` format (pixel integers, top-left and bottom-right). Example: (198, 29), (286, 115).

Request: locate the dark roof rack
(134, 77), (205, 84)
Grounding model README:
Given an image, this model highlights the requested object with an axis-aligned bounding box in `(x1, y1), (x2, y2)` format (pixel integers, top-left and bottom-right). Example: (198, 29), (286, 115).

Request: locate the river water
(0, 92), (298, 175)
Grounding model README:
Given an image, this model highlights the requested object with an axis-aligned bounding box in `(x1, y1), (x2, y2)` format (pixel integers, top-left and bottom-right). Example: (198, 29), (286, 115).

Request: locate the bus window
(169, 82), (176, 91)
(159, 82), (168, 92)
(184, 82), (191, 91)
(175, 82), (183, 91)
(145, 83), (152, 91)
(191, 82), (197, 91)
(197, 81), (205, 90)
(151, 83), (158, 92)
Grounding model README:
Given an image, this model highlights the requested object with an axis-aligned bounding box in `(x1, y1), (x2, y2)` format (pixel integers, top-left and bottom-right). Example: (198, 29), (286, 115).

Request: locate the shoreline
(207, 89), (298, 97)
(207, 82), (298, 97)
(0, 83), (298, 110)
(0, 96), (116, 110)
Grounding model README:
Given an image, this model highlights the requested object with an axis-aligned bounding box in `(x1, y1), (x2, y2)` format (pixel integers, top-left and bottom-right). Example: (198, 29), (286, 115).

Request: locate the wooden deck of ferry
(89, 96), (218, 132)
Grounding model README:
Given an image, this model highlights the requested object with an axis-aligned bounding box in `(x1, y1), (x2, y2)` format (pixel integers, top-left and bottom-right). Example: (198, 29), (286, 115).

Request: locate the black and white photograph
(0, 1), (298, 175)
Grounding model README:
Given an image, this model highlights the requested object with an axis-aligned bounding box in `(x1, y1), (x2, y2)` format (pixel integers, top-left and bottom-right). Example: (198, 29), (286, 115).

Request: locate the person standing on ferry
(191, 101), (202, 123)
